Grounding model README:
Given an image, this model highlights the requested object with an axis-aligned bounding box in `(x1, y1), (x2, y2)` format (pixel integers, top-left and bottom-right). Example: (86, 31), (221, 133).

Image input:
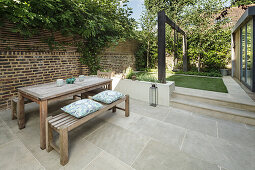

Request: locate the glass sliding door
(247, 20), (253, 87)
(241, 26), (246, 82)
(240, 19), (253, 89)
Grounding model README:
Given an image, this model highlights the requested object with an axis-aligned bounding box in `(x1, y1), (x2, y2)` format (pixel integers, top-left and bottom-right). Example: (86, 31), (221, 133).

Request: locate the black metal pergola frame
(158, 10), (188, 83)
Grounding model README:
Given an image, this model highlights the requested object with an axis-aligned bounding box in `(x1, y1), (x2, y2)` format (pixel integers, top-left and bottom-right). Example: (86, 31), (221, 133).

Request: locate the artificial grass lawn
(166, 75), (228, 93)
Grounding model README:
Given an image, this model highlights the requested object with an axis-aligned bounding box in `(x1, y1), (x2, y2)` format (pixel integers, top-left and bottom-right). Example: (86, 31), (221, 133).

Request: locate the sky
(127, 0), (145, 22)
(127, 0), (232, 23)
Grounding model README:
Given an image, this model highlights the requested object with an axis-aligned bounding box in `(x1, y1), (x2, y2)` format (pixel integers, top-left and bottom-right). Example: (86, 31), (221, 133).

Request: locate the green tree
(137, 0), (232, 72)
(231, 0), (254, 6)
(0, 0), (135, 74)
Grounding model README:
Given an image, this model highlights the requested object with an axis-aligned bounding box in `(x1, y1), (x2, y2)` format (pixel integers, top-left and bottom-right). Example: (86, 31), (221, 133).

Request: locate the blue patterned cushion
(61, 99), (103, 118)
(92, 90), (124, 104)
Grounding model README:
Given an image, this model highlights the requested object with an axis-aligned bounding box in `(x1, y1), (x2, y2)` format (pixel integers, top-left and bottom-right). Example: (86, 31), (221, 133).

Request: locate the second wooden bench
(46, 95), (129, 165)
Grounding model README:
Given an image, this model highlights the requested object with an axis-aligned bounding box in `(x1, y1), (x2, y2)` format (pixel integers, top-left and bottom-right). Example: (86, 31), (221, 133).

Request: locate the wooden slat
(115, 106), (125, 111)
(51, 115), (73, 126)
(50, 141), (60, 153)
(54, 117), (77, 128)
(58, 119), (77, 129)
(49, 113), (69, 123)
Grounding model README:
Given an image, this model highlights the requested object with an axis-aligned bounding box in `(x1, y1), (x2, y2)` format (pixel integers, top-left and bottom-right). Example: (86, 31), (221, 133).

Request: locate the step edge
(170, 99), (255, 119)
(172, 91), (255, 108)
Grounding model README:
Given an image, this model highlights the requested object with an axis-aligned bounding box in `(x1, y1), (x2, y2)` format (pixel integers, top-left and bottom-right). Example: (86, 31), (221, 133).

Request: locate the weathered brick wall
(0, 51), (89, 110)
(99, 40), (137, 73)
(0, 23), (137, 110)
(0, 41), (137, 110)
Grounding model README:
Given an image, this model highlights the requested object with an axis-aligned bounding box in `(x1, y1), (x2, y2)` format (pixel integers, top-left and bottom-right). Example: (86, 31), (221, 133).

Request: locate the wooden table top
(18, 76), (112, 100)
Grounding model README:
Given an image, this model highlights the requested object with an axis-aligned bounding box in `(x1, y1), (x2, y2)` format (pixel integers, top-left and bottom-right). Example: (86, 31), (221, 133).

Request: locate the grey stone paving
(0, 98), (254, 170)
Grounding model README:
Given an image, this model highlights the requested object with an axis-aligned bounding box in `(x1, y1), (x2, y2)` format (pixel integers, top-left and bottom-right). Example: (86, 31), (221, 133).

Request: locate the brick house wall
(0, 24), (137, 110)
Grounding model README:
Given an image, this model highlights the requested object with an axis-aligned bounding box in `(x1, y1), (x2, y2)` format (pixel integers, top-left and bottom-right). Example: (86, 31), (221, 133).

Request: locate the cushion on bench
(92, 90), (124, 104)
(61, 99), (103, 118)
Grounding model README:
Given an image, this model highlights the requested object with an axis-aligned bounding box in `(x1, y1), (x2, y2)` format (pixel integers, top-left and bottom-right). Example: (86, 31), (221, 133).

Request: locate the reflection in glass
(246, 20), (253, 86)
(241, 26), (246, 82)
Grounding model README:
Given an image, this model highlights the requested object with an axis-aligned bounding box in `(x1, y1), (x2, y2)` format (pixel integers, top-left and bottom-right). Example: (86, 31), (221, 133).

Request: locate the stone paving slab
(84, 151), (133, 170)
(182, 130), (255, 170)
(132, 139), (219, 170)
(85, 122), (150, 165)
(0, 139), (44, 170)
(0, 98), (255, 169)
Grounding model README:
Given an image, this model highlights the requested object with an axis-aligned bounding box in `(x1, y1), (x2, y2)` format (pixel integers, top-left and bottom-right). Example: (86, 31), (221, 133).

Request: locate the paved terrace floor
(0, 96), (255, 170)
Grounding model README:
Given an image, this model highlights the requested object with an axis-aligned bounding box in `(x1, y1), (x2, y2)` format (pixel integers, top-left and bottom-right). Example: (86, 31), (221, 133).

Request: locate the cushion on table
(61, 99), (103, 118)
(92, 90), (124, 104)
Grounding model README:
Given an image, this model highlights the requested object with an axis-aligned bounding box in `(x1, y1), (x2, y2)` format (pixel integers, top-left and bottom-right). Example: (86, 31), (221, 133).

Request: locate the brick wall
(0, 23), (137, 110)
(99, 40), (137, 73)
(0, 51), (89, 110)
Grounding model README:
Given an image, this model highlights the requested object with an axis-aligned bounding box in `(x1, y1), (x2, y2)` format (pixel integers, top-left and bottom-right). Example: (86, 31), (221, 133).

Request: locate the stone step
(170, 97), (255, 125)
(172, 91), (255, 113)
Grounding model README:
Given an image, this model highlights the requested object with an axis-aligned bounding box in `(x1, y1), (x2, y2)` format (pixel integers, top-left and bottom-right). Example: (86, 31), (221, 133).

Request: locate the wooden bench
(46, 95), (129, 166)
(11, 97), (32, 120)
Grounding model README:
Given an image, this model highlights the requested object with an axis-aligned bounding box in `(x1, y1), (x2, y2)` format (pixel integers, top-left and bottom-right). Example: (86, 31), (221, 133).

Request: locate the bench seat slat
(54, 117), (78, 128)
(57, 119), (78, 129)
(49, 113), (69, 123)
(51, 115), (74, 126)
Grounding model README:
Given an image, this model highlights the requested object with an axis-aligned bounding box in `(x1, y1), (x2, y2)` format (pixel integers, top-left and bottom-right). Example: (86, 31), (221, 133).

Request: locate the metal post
(158, 11), (166, 83)
(183, 34), (188, 72)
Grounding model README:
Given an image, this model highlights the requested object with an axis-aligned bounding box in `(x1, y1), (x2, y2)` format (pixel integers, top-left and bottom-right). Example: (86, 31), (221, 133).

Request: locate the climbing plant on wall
(0, 0), (135, 74)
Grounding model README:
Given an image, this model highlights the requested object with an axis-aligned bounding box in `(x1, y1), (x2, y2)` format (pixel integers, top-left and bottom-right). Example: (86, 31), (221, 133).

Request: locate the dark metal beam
(158, 10), (188, 83)
(183, 34), (188, 72)
(165, 17), (186, 35)
(158, 10), (166, 83)
(252, 16), (255, 92)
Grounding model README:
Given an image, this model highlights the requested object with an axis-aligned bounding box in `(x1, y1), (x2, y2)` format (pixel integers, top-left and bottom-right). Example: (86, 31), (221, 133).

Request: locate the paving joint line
(0, 138), (18, 149)
(216, 121), (219, 138)
(82, 150), (104, 170)
(83, 139), (135, 170)
(81, 120), (106, 140)
(131, 138), (152, 167)
(179, 129), (187, 151)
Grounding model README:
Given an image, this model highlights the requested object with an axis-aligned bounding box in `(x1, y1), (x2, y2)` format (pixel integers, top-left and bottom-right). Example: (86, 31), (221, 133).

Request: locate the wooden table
(17, 76), (112, 150)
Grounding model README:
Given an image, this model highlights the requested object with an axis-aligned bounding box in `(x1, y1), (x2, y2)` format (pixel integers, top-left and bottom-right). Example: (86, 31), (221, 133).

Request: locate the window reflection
(247, 20), (253, 86)
(240, 19), (253, 88)
(241, 26), (246, 82)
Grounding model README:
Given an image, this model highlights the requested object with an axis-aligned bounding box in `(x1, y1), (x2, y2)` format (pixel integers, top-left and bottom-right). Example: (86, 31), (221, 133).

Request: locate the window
(240, 19), (253, 88)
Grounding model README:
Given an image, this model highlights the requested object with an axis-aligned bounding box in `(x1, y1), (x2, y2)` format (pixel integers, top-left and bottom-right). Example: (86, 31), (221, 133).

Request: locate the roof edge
(232, 6), (255, 33)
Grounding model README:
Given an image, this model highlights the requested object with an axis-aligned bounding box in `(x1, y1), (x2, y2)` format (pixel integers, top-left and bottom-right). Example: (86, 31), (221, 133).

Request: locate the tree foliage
(135, 0), (237, 72)
(0, 0), (135, 74)
(231, 0), (254, 6)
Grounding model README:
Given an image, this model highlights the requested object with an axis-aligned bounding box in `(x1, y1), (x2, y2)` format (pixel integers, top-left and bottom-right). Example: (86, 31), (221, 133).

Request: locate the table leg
(81, 93), (88, 99)
(108, 81), (112, 90)
(40, 100), (48, 150)
(17, 92), (25, 129)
